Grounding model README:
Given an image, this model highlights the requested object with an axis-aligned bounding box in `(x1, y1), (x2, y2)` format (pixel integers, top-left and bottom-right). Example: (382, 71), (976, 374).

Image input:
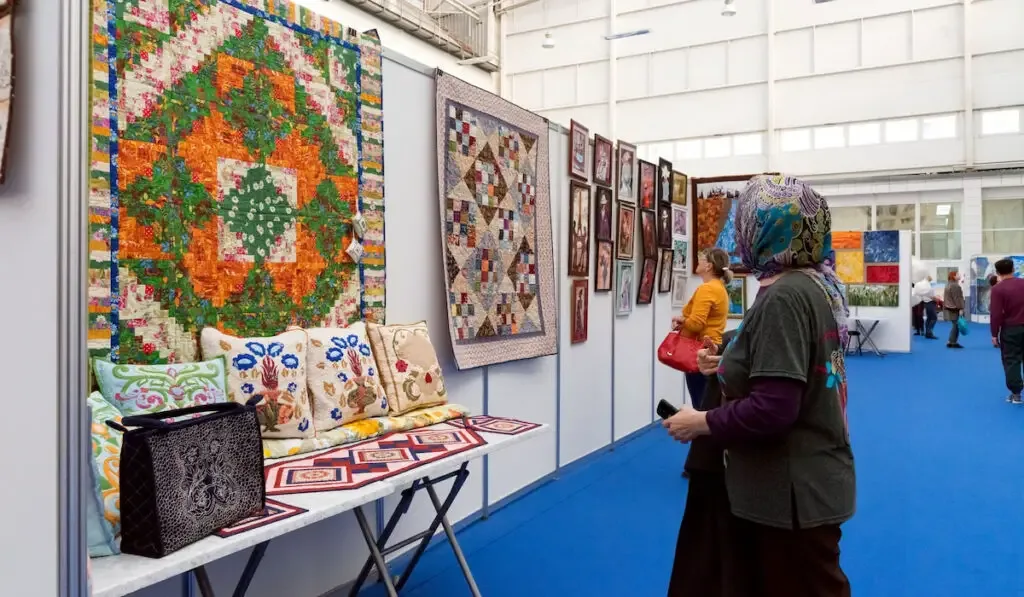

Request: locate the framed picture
(726, 275), (747, 319)
(638, 257), (657, 304)
(658, 249), (673, 293)
(571, 279), (589, 344)
(638, 160), (656, 209)
(672, 238), (688, 272)
(616, 261), (634, 316)
(593, 134), (613, 187)
(568, 181), (591, 277)
(595, 240), (613, 292)
(594, 186), (613, 241)
(691, 174), (759, 273)
(671, 171), (688, 206)
(658, 158), (673, 205)
(671, 272), (688, 308)
(671, 205), (688, 237)
(569, 120), (590, 181)
(657, 204), (672, 248)
(616, 141), (636, 203)
(640, 209), (657, 258)
(616, 203), (635, 260)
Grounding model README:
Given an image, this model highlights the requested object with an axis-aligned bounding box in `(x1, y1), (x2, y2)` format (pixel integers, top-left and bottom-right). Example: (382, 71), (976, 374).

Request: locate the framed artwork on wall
(616, 141), (636, 203)
(569, 120), (590, 181)
(726, 275), (747, 319)
(691, 174), (758, 274)
(640, 209), (657, 258)
(616, 261), (634, 316)
(658, 158), (673, 206)
(671, 171), (688, 206)
(657, 204), (672, 248)
(671, 205), (687, 237)
(595, 241), (613, 292)
(594, 186), (613, 241)
(672, 238), (688, 272)
(0, 0), (13, 184)
(638, 160), (656, 209)
(616, 203), (635, 260)
(568, 181), (591, 277)
(658, 249), (673, 293)
(638, 257), (656, 304)
(571, 279), (589, 344)
(593, 134), (613, 187)
(671, 272), (688, 308)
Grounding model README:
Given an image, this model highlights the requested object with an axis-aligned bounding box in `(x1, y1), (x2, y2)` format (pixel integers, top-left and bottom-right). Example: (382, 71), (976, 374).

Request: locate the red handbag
(657, 331), (703, 373)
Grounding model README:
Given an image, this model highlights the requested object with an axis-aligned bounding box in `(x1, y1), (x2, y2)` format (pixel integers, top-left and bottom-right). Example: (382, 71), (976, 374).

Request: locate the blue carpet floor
(363, 321), (1024, 597)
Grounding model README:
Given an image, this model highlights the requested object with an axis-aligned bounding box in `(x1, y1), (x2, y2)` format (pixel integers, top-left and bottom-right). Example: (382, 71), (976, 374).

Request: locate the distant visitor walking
(990, 259), (1024, 404)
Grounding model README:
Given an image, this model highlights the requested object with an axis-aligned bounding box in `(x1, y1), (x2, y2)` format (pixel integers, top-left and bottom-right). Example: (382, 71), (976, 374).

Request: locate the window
(733, 133), (763, 156)
(921, 115), (956, 140)
(649, 142), (674, 162)
(704, 137), (731, 158)
(814, 126), (845, 149)
(919, 202), (961, 260)
(983, 198), (1024, 253)
(876, 203), (916, 255)
(848, 122), (881, 146)
(780, 129), (811, 152)
(675, 139), (702, 160)
(885, 119), (918, 143)
(830, 206), (872, 231)
(981, 109), (1021, 136)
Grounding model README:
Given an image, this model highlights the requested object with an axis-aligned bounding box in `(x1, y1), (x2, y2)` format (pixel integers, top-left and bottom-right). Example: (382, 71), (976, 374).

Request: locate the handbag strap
(115, 396), (262, 430)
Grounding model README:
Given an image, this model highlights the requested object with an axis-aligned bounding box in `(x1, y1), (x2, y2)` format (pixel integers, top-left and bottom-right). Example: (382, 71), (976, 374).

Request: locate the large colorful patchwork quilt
(88, 0), (385, 365)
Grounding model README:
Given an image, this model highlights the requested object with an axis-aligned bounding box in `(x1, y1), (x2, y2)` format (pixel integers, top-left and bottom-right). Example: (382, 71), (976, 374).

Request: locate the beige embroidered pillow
(305, 323), (389, 432)
(367, 321), (448, 415)
(200, 328), (314, 439)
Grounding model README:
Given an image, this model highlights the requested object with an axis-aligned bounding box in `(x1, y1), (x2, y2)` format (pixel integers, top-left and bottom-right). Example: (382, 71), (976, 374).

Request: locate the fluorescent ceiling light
(604, 29), (651, 40)
(722, 0), (736, 16)
(935, 204), (951, 216)
(542, 32), (555, 49)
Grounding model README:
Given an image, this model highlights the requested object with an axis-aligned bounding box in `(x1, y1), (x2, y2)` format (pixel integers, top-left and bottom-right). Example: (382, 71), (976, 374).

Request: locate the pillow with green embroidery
(92, 356), (229, 416)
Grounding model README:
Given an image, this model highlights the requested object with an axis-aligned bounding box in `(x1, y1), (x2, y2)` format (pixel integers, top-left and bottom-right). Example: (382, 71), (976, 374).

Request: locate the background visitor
(990, 258), (1024, 404)
(671, 247), (730, 409)
(943, 271), (965, 349)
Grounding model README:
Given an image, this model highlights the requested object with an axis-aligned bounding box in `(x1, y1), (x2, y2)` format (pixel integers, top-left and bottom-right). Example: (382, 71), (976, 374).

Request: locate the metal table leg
(354, 506), (399, 597)
(182, 541), (271, 597)
(859, 320), (884, 357)
(425, 482), (482, 597)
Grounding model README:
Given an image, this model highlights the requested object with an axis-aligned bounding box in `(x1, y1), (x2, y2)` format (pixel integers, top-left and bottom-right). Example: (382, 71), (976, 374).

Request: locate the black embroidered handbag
(109, 398), (266, 558)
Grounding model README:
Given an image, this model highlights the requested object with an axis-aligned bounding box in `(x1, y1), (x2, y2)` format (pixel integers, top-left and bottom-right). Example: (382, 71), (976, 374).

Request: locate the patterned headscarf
(735, 174), (849, 347)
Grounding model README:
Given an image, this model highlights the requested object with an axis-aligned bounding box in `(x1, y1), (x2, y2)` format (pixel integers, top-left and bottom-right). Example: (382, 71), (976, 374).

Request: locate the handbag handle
(110, 396), (263, 431)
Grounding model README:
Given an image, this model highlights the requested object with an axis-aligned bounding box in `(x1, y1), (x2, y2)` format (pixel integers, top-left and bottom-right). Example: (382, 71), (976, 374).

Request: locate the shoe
(1011, 395), (1023, 405)
(952, 343), (964, 349)
(925, 334), (938, 339)
(682, 470), (690, 479)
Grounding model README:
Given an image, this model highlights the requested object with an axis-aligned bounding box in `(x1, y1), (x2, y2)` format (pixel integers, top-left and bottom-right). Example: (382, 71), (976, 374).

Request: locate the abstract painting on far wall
(692, 175), (756, 273)
(0, 0), (12, 183)
(835, 250), (865, 284)
(863, 230), (899, 263)
(571, 279), (588, 344)
(437, 72), (556, 369)
(832, 230), (901, 298)
(569, 120), (589, 181)
(726, 276), (746, 319)
(847, 284), (899, 307)
(671, 171), (688, 206)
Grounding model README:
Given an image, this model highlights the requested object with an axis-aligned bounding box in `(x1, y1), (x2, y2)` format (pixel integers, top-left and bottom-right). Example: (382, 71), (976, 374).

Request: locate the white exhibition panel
(555, 131), (614, 468)
(848, 230), (913, 354)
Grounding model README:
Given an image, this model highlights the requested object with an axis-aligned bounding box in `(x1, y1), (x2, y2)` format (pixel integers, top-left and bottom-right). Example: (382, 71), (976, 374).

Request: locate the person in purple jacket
(663, 175), (855, 597)
(990, 258), (1024, 403)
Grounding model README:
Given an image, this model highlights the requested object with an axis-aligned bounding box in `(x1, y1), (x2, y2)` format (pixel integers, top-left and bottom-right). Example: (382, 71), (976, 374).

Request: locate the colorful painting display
(595, 241), (613, 292)
(671, 171), (687, 206)
(639, 160), (656, 209)
(726, 276), (746, 319)
(672, 206), (688, 237)
(616, 141), (636, 203)
(88, 0), (386, 364)
(672, 239), (688, 272)
(616, 261), (634, 316)
(595, 186), (613, 242)
(593, 134), (613, 187)
(638, 257), (656, 304)
(833, 230), (902, 307)
(616, 204), (635, 260)
(658, 249), (673, 293)
(691, 175), (756, 273)
(657, 204), (672, 248)
(571, 279), (589, 344)
(569, 120), (589, 181)
(640, 209), (656, 258)
(568, 181), (591, 276)
(436, 72), (557, 369)
(658, 158), (673, 205)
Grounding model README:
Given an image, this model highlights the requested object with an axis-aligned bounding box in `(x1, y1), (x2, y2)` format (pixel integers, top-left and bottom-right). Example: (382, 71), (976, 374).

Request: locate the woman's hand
(671, 316), (683, 330)
(662, 406), (710, 443)
(697, 348), (721, 376)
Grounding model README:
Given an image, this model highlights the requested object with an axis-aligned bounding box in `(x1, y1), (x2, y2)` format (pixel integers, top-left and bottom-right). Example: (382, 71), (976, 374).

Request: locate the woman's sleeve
(681, 285), (714, 335)
(706, 377), (804, 442)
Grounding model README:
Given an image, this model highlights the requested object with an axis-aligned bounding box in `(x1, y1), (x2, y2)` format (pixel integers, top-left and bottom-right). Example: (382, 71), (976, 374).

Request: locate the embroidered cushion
(200, 328), (314, 439)
(87, 391), (123, 557)
(367, 321), (448, 415)
(305, 323), (389, 432)
(92, 357), (228, 416)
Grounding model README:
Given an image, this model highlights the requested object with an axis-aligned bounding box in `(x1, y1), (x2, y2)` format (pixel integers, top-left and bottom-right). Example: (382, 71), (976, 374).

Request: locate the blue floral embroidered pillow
(87, 392), (122, 557)
(200, 328), (314, 439)
(306, 323), (389, 432)
(92, 357), (229, 416)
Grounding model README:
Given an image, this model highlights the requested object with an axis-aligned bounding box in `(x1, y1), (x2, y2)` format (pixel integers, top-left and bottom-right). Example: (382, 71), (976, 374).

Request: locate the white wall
(501, 0), (1024, 177)
(0, 1), (61, 595)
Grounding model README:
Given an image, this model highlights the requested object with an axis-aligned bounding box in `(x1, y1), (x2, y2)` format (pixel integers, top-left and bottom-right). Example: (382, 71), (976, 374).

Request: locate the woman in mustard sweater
(672, 247), (731, 409)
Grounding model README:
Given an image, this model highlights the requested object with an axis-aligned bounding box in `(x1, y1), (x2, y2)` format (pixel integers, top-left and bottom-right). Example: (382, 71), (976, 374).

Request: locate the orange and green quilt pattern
(88, 0), (385, 364)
